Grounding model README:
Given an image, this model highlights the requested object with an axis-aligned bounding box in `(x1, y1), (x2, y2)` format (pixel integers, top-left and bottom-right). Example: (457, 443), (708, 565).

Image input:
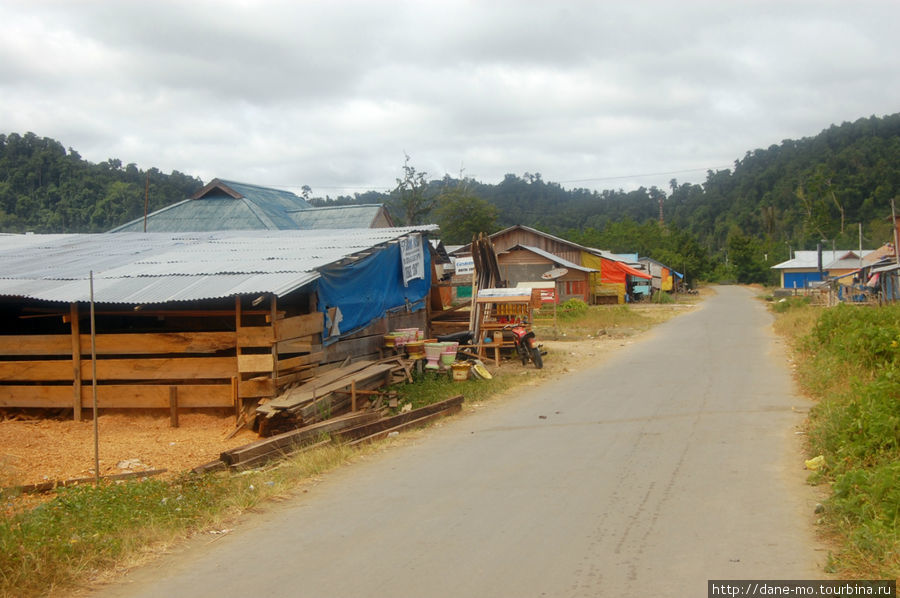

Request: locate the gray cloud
(2, 0), (898, 199)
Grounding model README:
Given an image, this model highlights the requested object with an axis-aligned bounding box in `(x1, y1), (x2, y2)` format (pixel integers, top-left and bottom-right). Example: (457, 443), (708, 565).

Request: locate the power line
(557, 165), (733, 185)
(258, 163), (735, 193)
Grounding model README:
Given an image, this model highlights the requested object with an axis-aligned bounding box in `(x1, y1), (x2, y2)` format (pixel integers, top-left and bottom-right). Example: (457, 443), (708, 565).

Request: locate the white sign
(454, 256), (474, 275)
(400, 234), (425, 286)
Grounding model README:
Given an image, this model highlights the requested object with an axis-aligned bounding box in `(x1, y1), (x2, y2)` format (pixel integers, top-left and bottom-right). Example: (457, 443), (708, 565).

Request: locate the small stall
(473, 288), (542, 365)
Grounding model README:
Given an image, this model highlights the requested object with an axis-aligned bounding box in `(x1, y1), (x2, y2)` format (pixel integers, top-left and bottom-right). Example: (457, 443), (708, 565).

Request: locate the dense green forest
(0, 132), (202, 232)
(3, 113), (900, 284)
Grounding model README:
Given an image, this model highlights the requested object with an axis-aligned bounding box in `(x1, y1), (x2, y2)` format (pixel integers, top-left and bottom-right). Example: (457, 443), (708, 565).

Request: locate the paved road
(92, 286), (822, 598)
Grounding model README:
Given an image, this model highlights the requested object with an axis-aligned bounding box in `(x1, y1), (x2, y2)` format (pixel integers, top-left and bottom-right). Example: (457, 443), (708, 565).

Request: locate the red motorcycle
(505, 322), (543, 369)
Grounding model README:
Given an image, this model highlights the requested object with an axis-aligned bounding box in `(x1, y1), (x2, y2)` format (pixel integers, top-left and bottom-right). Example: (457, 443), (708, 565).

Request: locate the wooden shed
(0, 228), (434, 419)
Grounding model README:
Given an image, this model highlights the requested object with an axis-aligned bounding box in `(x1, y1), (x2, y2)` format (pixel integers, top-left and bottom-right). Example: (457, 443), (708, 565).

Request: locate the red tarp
(601, 258), (652, 284)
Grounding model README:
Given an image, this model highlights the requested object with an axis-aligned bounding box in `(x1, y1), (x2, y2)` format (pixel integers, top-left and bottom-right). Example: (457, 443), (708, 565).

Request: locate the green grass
(0, 443), (356, 598)
(771, 301), (900, 580)
(534, 302), (660, 340)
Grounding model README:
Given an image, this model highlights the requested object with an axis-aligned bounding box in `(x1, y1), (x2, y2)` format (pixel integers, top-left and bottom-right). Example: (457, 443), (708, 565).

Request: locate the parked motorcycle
(504, 322), (543, 369)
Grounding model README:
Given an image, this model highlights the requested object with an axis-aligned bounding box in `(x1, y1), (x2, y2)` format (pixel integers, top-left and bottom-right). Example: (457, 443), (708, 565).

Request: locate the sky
(2, 1), (899, 198)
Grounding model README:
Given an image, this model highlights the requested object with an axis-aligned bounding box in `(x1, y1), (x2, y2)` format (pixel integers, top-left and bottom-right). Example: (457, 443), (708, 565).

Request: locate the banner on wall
(400, 234), (425, 287)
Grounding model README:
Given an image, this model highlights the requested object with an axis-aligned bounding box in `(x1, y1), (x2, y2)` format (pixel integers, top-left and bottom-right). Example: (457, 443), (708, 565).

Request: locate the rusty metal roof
(0, 228), (436, 304)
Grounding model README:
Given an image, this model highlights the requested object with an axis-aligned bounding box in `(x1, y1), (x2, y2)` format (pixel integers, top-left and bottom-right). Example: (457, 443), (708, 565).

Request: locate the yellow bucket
(451, 361), (471, 381)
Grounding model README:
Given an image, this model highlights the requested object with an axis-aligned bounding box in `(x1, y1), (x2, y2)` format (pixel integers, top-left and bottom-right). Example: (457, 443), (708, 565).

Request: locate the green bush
(830, 461), (900, 560)
(558, 298), (588, 319)
(651, 291), (674, 304)
(797, 303), (900, 578)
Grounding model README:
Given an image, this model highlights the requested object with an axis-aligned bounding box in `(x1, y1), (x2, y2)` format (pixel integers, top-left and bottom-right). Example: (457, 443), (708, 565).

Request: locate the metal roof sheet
(0, 228), (436, 304)
(513, 245), (598, 273)
(771, 250), (874, 269)
(287, 205), (383, 230)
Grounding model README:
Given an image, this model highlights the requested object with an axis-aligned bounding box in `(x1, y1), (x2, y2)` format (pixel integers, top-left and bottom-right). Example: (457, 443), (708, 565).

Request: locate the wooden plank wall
(0, 330), (237, 411)
(236, 296), (323, 401)
(0, 297), (326, 415)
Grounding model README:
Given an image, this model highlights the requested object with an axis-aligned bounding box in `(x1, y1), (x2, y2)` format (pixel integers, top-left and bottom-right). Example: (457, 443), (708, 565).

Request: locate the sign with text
(400, 234), (425, 287)
(454, 256), (474, 276)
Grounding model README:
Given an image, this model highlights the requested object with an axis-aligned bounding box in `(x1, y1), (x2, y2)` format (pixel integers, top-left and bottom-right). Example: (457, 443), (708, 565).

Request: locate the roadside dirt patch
(0, 410), (256, 493)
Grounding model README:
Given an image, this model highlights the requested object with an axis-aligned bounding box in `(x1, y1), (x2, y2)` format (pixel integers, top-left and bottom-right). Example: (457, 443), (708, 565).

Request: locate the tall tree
(391, 154), (434, 225)
(433, 181), (498, 244)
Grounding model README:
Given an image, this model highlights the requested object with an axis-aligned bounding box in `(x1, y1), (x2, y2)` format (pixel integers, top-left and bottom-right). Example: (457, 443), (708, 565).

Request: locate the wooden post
(70, 303), (82, 422)
(231, 376), (240, 422)
(270, 294), (279, 396)
(350, 380), (357, 412)
(168, 386), (179, 428)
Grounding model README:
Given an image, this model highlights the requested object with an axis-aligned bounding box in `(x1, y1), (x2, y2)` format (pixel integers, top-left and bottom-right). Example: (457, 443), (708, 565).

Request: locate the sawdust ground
(0, 410), (257, 491)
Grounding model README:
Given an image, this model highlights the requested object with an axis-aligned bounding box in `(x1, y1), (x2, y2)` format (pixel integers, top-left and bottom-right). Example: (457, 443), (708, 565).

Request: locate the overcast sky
(2, 1), (899, 198)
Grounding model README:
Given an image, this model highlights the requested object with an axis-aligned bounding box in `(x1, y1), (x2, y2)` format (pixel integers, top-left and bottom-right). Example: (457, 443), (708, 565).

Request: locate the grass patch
(0, 442), (355, 598)
(771, 300), (900, 579)
(534, 303), (659, 340)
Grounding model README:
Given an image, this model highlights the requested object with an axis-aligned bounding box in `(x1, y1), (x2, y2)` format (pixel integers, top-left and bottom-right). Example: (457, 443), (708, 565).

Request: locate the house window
(565, 280), (586, 296)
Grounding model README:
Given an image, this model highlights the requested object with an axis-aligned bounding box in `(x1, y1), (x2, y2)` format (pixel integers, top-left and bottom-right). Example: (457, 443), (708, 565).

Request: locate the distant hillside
(4, 113), (899, 283)
(0, 132), (202, 232)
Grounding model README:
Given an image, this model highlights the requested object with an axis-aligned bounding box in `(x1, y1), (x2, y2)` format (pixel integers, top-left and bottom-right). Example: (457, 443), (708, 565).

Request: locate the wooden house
(0, 228), (434, 419)
(455, 225), (650, 305)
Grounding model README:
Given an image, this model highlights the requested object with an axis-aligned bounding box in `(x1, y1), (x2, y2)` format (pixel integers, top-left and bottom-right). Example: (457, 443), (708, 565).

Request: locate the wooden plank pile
(197, 395), (465, 473)
(253, 356), (413, 436)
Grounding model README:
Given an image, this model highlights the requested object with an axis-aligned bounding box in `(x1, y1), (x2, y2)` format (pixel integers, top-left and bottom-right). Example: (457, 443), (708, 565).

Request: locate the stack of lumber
(468, 233), (503, 342)
(254, 356), (412, 436)
(197, 395), (465, 473)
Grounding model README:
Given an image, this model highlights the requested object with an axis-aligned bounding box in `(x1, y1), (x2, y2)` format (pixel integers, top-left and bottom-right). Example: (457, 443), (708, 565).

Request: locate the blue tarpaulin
(316, 241), (431, 344)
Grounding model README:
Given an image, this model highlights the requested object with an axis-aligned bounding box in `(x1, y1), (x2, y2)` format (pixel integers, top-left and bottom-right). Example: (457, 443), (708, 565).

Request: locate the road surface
(91, 286), (823, 597)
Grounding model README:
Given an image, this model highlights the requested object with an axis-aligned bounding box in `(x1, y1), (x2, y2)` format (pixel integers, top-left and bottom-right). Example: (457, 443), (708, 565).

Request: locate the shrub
(558, 298), (588, 319)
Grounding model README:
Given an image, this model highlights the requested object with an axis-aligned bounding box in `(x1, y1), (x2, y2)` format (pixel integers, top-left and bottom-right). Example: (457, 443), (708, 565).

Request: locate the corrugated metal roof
(772, 250), (874, 270)
(287, 205), (383, 230)
(512, 245), (597, 273)
(0, 228), (436, 304)
(109, 178), (312, 232)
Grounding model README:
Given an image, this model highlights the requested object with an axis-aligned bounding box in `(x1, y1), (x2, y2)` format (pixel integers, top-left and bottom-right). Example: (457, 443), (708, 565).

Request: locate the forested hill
(3, 113), (899, 281)
(0, 132), (202, 232)
(328, 113), (900, 261)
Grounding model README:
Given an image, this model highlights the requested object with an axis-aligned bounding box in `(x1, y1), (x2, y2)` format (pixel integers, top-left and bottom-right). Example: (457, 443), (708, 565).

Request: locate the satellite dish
(541, 267), (568, 280)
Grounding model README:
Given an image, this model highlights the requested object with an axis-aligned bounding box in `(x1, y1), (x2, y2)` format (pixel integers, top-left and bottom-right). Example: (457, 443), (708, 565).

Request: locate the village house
(451, 225), (651, 305)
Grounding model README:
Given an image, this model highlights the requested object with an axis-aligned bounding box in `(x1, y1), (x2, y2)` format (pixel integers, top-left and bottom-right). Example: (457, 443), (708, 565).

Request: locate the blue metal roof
(108, 180), (396, 234)
(109, 178), (311, 232)
(288, 204), (386, 230)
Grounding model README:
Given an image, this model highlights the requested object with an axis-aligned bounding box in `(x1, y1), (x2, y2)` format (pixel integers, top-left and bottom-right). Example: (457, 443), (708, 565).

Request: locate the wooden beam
(277, 352), (324, 371)
(271, 295), (279, 394)
(169, 386), (179, 427)
(238, 377), (275, 398)
(237, 326), (275, 347)
(70, 303), (82, 422)
(237, 354), (274, 373)
(275, 312), (323, 341)
(220, 411), (379, 467)
(0, 384), (233, 409)
(276, 338), (321, 354)
(88, 357), (237, 380)
(0, 331), (238, 357)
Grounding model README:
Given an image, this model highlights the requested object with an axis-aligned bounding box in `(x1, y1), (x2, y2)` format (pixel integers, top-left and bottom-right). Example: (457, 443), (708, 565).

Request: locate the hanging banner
(400, 233), (425, 286)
